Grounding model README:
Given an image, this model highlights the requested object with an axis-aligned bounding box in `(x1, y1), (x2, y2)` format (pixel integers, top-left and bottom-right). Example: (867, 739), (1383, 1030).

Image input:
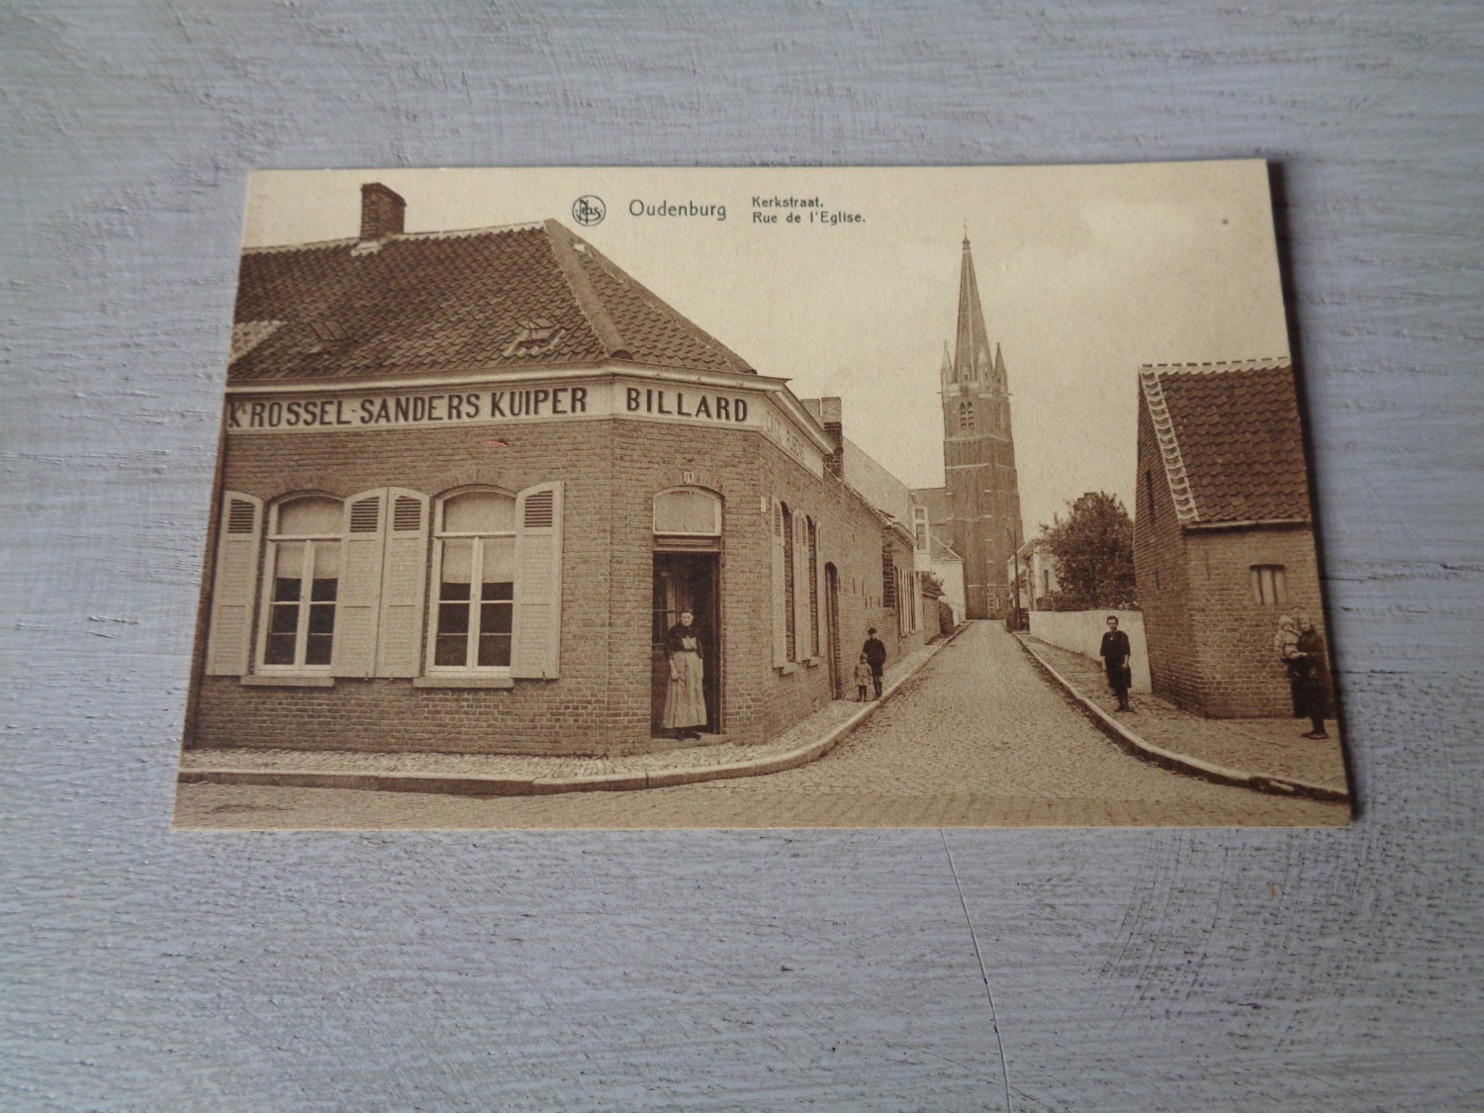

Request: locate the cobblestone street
(177, 622), (1350, 829)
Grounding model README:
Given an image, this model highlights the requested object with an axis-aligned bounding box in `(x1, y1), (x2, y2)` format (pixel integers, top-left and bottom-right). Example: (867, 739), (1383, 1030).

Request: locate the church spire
(954, 237), (994, 383)
(940, 341), (954, 389)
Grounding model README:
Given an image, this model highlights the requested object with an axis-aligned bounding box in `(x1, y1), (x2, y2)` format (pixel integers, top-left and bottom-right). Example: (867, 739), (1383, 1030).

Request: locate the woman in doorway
(662, 609), (708, 740)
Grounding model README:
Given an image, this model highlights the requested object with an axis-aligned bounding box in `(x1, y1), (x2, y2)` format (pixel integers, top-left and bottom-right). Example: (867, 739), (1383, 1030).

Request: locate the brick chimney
(359, 183), (406, 242)
(819, 396), (845, 479)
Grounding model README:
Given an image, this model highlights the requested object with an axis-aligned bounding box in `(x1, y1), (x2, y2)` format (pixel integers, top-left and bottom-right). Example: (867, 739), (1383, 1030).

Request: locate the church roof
(228, 218), (756, 383)
(1139, 359), (1312, 526)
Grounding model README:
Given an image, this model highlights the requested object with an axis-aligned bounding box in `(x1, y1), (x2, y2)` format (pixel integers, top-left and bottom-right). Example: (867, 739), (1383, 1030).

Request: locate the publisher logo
(572, 195), (606, 226)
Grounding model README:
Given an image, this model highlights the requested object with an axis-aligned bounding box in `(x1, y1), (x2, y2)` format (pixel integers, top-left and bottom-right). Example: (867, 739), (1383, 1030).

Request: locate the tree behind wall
(1038, 491), (1136, 611)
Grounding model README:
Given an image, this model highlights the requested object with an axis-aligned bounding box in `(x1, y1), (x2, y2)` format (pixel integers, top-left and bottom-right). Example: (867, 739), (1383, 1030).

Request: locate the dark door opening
(825, 562), (842, 699)
(652, 552), (720, 737)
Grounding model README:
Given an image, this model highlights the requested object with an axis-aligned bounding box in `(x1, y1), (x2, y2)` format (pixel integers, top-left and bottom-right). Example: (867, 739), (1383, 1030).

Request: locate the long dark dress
(1290, 628), (1333, 720)
(661, 623), (707, 730)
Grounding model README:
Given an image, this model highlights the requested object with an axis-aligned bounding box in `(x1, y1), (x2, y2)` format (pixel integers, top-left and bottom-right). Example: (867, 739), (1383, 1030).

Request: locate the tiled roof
(1140, 360), (1311, 526)
(229, 219), (755, 383)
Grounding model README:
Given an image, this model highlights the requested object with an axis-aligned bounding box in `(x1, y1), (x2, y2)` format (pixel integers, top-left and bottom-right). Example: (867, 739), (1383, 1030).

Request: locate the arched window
(958, 399), (975, 432)
(261, 496), (342, 669)
(653, 487), (722, 537)
(432, 490), (518, 670)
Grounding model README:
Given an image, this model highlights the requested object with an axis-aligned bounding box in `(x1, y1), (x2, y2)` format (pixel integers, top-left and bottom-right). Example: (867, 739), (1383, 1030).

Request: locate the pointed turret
(954, 237), (994, 384)
(939, 341), (954, 390)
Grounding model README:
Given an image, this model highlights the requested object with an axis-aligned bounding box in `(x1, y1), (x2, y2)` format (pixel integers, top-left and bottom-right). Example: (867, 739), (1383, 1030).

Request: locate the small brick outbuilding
(1133, 359), (1331, 718)
(184, 183), (927, 759)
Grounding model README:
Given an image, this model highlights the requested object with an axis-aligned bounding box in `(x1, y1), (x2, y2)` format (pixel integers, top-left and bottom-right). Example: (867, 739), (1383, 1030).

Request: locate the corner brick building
(1134, 359), (1330, 717)
(184, 183), (927, 758)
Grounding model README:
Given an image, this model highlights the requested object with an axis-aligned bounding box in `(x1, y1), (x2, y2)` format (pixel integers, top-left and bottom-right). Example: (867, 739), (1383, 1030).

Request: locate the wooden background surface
(4, 1), (1481, 1109)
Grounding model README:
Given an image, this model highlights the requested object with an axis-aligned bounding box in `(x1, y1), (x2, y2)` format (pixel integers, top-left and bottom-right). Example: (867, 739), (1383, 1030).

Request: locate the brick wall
(1133, 395), (1203, 710)
(1185, 526), (1326, 717)
(187, 411), (927, 757)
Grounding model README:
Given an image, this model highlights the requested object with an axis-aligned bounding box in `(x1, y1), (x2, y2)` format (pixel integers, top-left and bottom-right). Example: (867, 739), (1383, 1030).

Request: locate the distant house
(1134, 359), (1329, 717)
(909, 487), (966, 622)
(1006, 540), (1059, 611)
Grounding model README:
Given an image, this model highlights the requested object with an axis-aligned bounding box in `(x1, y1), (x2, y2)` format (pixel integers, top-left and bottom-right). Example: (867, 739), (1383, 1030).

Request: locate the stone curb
(1012, 634), (1349, 804)
(178, 625), (970, 800)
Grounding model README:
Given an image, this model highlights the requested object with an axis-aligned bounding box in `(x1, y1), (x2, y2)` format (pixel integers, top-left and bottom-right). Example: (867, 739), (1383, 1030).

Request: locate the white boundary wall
(1029, 609), (1151, 693)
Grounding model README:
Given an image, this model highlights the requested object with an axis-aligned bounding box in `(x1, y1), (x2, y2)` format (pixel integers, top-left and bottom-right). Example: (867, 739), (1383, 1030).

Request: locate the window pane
(478, 633), (512, 667)
(265, 633), (296, 665)
(311, 578), (338, 602)
(482, 581), (514, 602)
(308, 603), (336, 633)
(304, 634), (333, 665)
(440, 538), (473, 591)
(274, 541), (305, 582)
(434, 634), (466, 667)
(270, 603), (299, 634)
(438, 602), (470, 635)
(278, 497), (341, 537)
(482, 536), (515, 581)
(312, 541), (340, 580)
(443, 491), (516, 534)
(481, 602), (513, 634)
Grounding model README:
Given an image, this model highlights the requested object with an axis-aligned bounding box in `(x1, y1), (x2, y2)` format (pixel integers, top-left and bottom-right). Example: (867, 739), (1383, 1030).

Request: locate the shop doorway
(651, 552), (720, 737)
(824, 562), (843, 699)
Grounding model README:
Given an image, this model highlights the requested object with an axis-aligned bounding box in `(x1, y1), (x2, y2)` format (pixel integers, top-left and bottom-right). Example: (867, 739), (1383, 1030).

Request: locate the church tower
(940, 236), (1023, 619)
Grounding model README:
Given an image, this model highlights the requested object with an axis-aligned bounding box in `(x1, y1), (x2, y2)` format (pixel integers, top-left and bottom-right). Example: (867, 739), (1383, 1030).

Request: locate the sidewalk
(1015, 634), (1349, 802)
(178, 629), (965, 798)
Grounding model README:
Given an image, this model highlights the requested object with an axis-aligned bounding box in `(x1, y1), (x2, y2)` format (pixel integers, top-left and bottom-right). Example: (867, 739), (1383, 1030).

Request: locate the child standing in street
(853, 654), (873, 701)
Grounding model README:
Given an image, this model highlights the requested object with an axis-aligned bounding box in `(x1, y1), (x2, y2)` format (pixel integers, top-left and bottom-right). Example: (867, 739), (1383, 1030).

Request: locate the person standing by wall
(1100, 614), (1133, 712)
(1290, 611), (1333, 740)
(853, 653), (873, 702)
(862, 627), (887, 700)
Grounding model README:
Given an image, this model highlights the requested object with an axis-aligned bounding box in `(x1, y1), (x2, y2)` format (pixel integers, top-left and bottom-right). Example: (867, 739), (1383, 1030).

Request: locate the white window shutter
(206, 492), (263, 675)
(770, 500), (788, 668)
(332, 490), (386, 678)
(793, 514), (810, 657)
(510, 481), (563, 679)
(376, 488), (429, 677)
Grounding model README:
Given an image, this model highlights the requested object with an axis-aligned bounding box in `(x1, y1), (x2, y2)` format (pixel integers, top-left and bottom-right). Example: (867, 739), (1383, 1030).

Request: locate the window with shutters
(781, 502), (797, 662)
(258, 496), (343, 672)
(430, 490), (518, 672)
(806, 517), (819, 657)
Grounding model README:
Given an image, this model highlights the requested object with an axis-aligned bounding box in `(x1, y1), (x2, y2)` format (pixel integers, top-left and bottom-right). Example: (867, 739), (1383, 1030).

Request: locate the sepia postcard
(174, 162), (1350, 830)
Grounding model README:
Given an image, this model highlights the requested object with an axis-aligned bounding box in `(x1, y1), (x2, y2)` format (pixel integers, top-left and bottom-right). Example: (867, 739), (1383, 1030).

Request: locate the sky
(241, 162), (1292, 539)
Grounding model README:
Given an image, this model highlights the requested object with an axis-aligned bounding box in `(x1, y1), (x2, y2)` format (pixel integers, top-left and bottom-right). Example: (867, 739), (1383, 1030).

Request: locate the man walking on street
(862, 627), (887, 700)
(1100, 614), (1132, 712)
